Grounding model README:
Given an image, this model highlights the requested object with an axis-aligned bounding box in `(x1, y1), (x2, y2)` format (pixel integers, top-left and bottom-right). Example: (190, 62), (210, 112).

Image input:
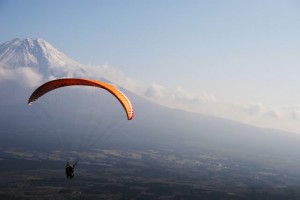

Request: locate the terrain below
(1, 147), (300, 200)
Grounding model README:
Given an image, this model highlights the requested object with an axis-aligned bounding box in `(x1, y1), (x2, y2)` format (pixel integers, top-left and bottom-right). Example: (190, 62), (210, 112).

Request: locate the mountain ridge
(1, 38), (300, 172)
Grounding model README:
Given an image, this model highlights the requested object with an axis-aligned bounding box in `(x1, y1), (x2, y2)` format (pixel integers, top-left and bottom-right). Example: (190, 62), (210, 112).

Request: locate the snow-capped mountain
(0, 38), (86, 83)
(1, 37), (300, 174)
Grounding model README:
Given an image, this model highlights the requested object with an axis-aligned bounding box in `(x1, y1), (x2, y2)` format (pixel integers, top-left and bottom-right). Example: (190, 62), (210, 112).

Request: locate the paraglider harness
(65, 159), (78, 179)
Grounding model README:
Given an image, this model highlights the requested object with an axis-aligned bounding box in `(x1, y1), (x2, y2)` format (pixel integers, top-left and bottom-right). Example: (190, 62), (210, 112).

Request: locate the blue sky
(1, 0), (300, 133)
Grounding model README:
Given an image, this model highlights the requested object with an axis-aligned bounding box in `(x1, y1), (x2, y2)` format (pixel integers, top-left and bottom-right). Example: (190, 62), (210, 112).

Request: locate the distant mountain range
(1, 38), (300, 171)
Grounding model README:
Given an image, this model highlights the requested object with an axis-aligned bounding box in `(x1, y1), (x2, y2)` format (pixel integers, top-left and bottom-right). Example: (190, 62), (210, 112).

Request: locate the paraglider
(28, 78), (134, 179)
(65, 160), (77, 179)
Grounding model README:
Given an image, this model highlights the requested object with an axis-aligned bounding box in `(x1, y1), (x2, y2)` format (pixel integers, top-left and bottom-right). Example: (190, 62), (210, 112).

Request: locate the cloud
(244, 103), (265, 116)
(288, 105), (300, 120)
(144, 84), (167, 98)
(0, 67), (43, 87)
(80, 65), (219, 114)
(84, 65), (147, 95)
(241, 103), (282, 119)
(50, 64), (300, 133)
(1, 63), (299, 133)
(79, 65), (300, 133)
(173, 87), (216, 103)
(263, 110), (279, 118)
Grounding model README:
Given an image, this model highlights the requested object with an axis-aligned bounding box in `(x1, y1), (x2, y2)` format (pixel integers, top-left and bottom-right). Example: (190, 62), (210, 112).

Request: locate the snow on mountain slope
(0, 38), (86, 86)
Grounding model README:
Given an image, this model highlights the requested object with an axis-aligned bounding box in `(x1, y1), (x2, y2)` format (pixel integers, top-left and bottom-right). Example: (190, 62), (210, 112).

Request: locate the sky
(1, 0), (300, 133)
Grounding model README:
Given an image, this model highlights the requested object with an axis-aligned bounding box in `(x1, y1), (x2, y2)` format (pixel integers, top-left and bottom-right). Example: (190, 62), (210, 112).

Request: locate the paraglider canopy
(28, 78), (134, 120)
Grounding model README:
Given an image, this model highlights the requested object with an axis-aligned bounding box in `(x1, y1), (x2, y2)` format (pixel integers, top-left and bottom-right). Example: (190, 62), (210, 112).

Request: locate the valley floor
(1, 148), (300, 200)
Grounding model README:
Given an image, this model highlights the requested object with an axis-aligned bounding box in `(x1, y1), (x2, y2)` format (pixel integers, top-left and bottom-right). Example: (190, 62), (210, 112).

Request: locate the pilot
(65, 160), (77, 179)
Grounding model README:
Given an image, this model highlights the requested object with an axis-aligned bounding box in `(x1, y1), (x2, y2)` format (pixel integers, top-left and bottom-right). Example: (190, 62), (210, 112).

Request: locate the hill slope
(1, 38), (300, 172)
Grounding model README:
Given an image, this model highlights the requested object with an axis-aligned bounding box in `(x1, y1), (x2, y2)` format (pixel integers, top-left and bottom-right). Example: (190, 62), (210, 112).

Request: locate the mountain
(1, 38), (300, 172)
(0, 38), (86, 80)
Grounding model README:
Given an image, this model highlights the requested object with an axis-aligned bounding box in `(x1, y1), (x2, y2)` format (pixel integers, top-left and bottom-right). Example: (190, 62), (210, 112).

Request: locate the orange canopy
(28, 78), (134, 120)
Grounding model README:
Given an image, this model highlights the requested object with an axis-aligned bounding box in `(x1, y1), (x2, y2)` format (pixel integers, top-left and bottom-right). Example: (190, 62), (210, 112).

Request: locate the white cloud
(18, 67), (43, 87)
(263, 110), (279, 118)
(173, 87), (216, 103)
(84, 65), (147, 95)
(244, 103), (265, 116)
(144, 84), (167, 98)
(79, 65), (300, 133)
(288, 105), (300, 120)
(1, 63), (299, 133)
(0, 67), (43, 87)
